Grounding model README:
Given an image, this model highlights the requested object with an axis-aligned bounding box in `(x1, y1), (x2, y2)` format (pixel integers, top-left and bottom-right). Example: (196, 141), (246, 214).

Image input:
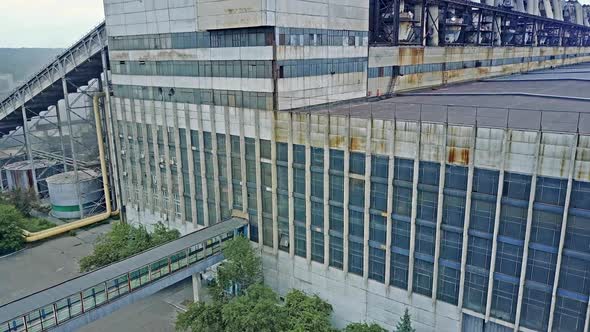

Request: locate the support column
(62, 78), (83, 216)
(485, 129), (511, 321)
(407, 121), (422, 295)
(431, 124), (448, 302)
(427, 5), (440, 46)
(343, 116), (351, 275)
(150, 100), (162, 213)
(209, 107), (222, 223)
(20, 101), (39, 195)
(384, 120), (396, 289)
(547, 134), (578, 331)
(494, 16), (502, 46)
(238, 108), (248, 214)
(363, 119), (373, 281)
(457, 126), (479, 311)
(513, 132), (543, 331)
(305, 113), (312, 263)
(323, 115), (331, 268)
(192, 273), (202, 303)
(140, 100), (153, 213)
(111, 99), (126, 206)
(196, 105), (210, 226)
(129, 100), (144, 214)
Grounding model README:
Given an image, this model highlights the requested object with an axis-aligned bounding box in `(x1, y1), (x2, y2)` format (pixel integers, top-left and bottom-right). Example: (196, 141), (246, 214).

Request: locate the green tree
(344, 322), (388, 332)
(176, 301), (225, 332)
(396, 309), (416, 332)
(222, 284), (288, 332)
(0, 205), (25, 255)
(79, 221), (180, 272)
(284, 289), (335, 332)
(213, 235), (262, 301)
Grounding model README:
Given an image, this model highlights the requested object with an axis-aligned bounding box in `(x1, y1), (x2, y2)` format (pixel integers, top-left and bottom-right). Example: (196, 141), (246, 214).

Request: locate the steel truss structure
(370, 0), (590, 46)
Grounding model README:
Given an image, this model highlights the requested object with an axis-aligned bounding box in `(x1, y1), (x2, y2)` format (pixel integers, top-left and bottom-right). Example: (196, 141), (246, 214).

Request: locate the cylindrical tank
(3, 159), (58, 191)
(46, 170), (102, 219)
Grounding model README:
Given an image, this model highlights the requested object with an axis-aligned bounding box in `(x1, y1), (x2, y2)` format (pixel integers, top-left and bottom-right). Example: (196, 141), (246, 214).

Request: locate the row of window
(117, 126), (590, 331)
(112, 84), (273, 110)
(278, 58), (367, 78)
(1, 230), (241, 332)
(108, 27), (274, 50)
(367, 52), (590, 78)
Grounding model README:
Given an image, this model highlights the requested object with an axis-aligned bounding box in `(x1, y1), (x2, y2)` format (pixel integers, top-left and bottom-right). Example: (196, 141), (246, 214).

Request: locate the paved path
(0, 222), (112, 305)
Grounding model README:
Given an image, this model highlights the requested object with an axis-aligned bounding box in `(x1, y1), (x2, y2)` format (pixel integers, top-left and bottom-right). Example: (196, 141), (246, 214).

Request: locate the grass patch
(18, 217), (56, 232)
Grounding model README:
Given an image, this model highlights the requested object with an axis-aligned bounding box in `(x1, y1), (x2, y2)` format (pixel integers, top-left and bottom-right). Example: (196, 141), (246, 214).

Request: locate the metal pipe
(22, 93), (119, 242)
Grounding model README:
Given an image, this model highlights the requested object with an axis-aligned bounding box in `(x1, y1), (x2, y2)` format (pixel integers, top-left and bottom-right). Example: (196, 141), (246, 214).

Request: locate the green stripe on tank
(52, 205), (81, 212)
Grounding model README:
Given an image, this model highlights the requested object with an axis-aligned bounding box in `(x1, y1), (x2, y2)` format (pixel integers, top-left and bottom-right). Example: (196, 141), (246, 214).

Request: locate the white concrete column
(223, 107), (234, 212)
(363, 119), (373, 282)
(122, 99), (135, 206)
(431, 124), (448, 303)
(110, 98), (127, 208)
(547, 134), (578, 331)
(305, 113), (313, 263)
(544, 0), (555, 19)
(457, 126), (479, 311)
(384, 120), (396, 289)
(343, 116), (351, 275)
(192, 273), (202, 303)
(139, 100), (153, 212)
(149, 100), (162, 213)
(129, 100), (144, 213)
(184, 104), (198, 228)
(238, 108), (248, 214)
(196, 104), (210, 226)
(485, 129), (511, 321)
(160, 102), (175, 222)
(323, 115), (331, 268)
(514, 132), (543, 331)
(254, 109), (264, 246)
(271, 111), (279, 254)
(173, 103), (186, 222)
(407, 121), (422, 295)
(288, 112), (295, 257)
(209, 107), (222, 223)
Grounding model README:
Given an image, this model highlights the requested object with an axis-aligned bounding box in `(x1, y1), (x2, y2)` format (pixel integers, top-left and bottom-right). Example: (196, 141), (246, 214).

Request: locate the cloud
(0, 0), (104, 48)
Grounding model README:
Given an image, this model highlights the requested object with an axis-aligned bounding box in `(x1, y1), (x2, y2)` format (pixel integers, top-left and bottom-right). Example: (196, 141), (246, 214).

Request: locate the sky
(0, 0), (104, 48)
(1, 0), (590, 48)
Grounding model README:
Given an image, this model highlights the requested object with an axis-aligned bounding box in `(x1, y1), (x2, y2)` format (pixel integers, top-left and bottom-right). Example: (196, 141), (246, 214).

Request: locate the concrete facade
(102, 1), (590, 331)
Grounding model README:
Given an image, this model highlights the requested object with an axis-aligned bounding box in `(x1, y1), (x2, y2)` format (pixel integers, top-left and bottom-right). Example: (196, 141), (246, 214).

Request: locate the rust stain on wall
(448, 147), (470, 165)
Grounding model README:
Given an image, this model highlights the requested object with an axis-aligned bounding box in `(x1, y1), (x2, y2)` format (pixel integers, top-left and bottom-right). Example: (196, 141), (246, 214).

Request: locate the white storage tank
(46, 170), (102, 219)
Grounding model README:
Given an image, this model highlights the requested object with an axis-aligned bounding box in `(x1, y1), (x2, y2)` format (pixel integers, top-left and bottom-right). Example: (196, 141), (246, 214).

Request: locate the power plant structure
(2, 0), (590, 331)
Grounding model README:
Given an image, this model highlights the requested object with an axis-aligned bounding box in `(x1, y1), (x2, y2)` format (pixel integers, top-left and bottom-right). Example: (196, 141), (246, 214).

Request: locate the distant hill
(0, 48), (63, 97)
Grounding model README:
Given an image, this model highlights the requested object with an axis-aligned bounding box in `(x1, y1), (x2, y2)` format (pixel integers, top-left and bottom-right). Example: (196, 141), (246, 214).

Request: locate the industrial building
(1, 0), (590, 331)
(99, 0), (590, 331)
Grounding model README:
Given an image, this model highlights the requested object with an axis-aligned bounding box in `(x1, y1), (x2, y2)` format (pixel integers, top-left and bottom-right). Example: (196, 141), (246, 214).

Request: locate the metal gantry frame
(369, 0), (590, 46)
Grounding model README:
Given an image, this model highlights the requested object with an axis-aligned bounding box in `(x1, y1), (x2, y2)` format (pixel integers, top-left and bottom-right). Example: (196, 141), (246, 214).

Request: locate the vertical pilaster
(140, 100), (153, 213)
(547, 134), (578, 331)
(457, 126), (480, 311)
(173, 103), (185, 222)
(384, 120), (396, 288)
(238, 108), (248, 214)
(254, 109), (264, 246)
(209, 107), (221, 223)
(160, 102), (175, 222)
(343, 116), (351, 275)
(513, 132), (543, 331)
(123, 99), (135, 207)
(184, 104), (198, 227)
(363, 119), (373, 281)
(111, 99), (126, 205)
(407, 121), (422, 295)
(129, 100), (143, 213)
(485, 129), (511, 321)
(271, 111), (279, 254)
(305, 113), (312, 263)
(288, 112), (295, 257)
(323, 115), (331, 268)
(196, 104), (209, 226)
(431, 124), (448, 302)
(223, 107), (234, 212)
